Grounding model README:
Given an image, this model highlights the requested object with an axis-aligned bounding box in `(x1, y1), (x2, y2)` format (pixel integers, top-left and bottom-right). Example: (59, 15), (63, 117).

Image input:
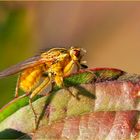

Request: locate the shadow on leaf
(36, 85), (95, 129)
(0, 128), (31, 139)
(75, 85), (96, 99)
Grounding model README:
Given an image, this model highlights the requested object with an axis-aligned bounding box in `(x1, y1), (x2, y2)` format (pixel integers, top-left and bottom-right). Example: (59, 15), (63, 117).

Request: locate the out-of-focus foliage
(0, 5), (35, 107)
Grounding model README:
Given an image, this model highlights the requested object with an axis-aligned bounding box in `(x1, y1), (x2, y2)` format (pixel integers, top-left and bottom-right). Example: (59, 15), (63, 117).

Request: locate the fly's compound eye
(73, 48), (86, 58)
(70, 47), (86, 61)
(73, 49), (80, 57)
(70, 49), (81, 61)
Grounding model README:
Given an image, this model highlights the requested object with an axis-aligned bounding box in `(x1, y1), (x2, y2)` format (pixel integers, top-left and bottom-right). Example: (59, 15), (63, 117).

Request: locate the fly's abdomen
(19, 67), (43, 92)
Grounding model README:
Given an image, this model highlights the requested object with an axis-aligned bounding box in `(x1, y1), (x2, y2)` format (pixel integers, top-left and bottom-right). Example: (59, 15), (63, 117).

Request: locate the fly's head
(69, 47), (87, 68)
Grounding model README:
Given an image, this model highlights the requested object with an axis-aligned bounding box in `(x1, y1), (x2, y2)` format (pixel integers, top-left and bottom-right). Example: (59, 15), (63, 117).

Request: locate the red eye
(74, 50), (80, 57)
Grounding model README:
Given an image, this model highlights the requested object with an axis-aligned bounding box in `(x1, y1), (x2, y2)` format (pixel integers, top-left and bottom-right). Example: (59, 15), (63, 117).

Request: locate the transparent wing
(0, 55), (45, 79)
(0, 48), (68, 79)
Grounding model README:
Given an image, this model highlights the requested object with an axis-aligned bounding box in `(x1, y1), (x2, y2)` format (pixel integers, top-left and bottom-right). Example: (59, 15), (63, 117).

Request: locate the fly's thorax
(47, 54), (71, 74)
(19, 66), (44, 92)
(41, 48), (68, 63)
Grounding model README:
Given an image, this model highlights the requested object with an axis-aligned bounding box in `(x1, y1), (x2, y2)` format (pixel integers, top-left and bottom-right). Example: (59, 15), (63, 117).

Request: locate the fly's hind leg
(29, 97), (38, 128)
(29, 77), (52, 129)
(15, 73), (21, 98)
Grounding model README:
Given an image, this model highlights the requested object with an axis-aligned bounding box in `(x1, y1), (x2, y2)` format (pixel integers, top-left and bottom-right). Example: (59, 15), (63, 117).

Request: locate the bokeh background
(0, 1), (140, 107)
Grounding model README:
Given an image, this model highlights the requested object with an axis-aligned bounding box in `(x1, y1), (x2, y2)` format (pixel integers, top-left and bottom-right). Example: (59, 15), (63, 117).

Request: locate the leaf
(33, 111), (139, 140)
(2, 68), (137, 139)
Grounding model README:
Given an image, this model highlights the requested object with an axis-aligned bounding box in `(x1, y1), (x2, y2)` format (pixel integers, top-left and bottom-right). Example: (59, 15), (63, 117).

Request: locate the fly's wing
(0, 48), (68, 79)
(0, 55), (45, 79)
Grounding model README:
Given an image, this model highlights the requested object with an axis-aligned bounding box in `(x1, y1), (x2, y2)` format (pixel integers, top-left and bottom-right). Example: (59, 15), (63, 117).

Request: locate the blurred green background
(0, 2), (140, 107)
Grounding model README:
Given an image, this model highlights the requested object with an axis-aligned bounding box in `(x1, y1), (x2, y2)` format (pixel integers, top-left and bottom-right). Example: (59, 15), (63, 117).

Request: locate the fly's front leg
(53, 60), (79, 98)
(64, 60), (82, 99)
(29, 77), (52, 129)
(63, 60), (80, 76)
(15, 73), (21, 98)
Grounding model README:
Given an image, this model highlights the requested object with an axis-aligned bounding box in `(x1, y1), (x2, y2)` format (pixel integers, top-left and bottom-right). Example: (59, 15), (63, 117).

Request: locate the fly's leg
(64, 87), (77, 98)
(29, 98), (38, 128)
(63, 60), (80, 76)
(54, 73), (76, 98)
(30, 77), (51, 99)
(15, 73), (21, 98)
(63, 60), (81, 98)
(29, 77), (52, 129)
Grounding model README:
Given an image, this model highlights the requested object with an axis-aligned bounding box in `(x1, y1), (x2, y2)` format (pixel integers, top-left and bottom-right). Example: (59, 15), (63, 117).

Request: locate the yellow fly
(0, 47), (87, 128)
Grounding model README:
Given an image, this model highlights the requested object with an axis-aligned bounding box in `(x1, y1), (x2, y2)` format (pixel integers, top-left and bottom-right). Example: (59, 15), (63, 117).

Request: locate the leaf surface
(2, 68), (139, 140)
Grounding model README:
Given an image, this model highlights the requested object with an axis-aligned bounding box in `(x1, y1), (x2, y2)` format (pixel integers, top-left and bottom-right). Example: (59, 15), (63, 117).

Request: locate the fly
(0, 46), (87, 129)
